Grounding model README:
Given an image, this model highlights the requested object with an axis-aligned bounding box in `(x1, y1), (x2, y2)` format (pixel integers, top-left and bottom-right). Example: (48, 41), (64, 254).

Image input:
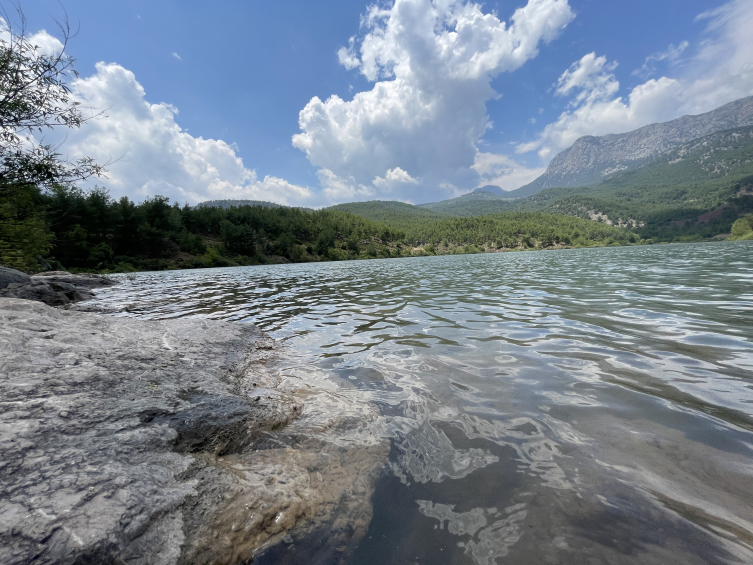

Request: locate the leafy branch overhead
(0, 5), (106, 190)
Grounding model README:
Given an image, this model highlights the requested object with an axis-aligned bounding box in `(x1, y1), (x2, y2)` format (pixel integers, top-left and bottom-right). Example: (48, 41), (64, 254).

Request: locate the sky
(15, 0), (753, 207)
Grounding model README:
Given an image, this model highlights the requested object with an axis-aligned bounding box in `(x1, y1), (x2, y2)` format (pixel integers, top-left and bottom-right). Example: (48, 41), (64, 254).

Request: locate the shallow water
(89, 242), (753, 564)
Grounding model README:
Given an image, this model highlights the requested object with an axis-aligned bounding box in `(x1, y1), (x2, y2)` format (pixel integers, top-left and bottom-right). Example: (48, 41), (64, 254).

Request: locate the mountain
(196, 199), (285, 209)
(513, 125), (753, 239)
(418, 190), (514, 216)
(196, 199), (314, 212)
(327, 200), (450, 231)
(367, 125), (753, 240)
(473, 185), (505, 195)
(508, 95), (753, 198)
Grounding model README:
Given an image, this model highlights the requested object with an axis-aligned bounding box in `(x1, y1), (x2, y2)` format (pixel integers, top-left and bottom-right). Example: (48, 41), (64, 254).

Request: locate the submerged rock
(0, 298), (387, 565)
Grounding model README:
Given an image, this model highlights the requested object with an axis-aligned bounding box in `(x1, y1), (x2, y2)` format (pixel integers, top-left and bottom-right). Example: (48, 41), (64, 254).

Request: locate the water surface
(89, 242), (753, 564)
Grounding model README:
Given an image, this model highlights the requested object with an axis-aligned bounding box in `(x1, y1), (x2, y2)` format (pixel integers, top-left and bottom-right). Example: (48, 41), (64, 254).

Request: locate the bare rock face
(513, 94), (753, 197)
(0, 298), (388, 565)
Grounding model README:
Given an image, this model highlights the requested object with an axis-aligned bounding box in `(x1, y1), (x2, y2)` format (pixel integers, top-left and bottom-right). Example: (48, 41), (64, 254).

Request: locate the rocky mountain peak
(509, 95), (753, 198)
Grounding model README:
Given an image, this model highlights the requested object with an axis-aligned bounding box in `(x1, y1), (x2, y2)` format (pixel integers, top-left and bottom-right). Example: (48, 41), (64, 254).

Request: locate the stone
(31, 272), (117, 289)
(0, 266), (31, 289)
(0, 271), (111, 307)
(0, 298), (387, 565)
(0, 280), (93, 306)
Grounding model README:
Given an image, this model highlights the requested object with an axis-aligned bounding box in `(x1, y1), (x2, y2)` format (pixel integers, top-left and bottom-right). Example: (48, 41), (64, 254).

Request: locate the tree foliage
(32, 188), (640, 273)
(0, 7), (105, 270)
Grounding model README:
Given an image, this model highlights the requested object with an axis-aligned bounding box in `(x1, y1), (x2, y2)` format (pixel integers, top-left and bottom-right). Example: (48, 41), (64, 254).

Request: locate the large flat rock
(0, 298), (387, 565)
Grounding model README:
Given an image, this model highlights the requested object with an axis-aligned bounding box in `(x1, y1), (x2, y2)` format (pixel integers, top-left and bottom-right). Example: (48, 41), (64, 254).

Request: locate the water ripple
(85, 241), (753, 564)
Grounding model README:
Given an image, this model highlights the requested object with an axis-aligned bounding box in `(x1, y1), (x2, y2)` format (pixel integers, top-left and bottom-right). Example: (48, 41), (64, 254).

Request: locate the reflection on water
(88, 242), (753, 564)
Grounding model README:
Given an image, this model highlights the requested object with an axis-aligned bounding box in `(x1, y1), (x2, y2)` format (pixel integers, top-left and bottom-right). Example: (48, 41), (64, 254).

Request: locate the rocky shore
(0, 267), (118, 306)
(0, 289), (388, 563)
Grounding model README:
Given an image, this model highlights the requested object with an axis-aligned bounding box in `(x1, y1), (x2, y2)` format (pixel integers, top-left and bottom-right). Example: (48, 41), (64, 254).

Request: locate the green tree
(0, 8), (105, 270)
(730, 214), (753, 240)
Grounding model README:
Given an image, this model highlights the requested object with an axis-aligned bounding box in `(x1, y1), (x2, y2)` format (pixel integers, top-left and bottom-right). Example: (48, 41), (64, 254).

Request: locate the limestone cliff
(510, 95), (753, 198)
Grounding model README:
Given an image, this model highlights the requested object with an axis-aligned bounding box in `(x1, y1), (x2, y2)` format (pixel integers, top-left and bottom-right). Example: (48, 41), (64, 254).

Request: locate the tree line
(0, 7), (643, 274)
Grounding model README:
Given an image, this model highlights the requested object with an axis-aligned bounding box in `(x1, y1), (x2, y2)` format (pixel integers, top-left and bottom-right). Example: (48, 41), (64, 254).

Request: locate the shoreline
(0, 298), (388, 565)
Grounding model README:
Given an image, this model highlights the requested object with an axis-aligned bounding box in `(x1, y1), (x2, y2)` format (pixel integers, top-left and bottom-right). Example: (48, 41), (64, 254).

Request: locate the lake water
(88, 242), (753, 564)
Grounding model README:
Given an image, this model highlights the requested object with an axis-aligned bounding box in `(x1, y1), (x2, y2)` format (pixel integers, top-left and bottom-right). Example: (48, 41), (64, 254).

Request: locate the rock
(0, 267), (31, 289)
(0, 280), (93, 306)
(0, 271), (111, 307)
(31, 272), (117, 289)
(0, 298), (387, 565)
(33, 271), (71, 276)
(512, 95), (753, 197)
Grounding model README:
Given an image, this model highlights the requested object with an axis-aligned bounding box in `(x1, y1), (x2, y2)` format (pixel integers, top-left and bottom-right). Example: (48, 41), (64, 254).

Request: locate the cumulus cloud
(337, 37), (360, 70)
(519, 0), (753, 160)
(316, 169), (375, 202)
(56, 62), (315, 206)
(472, 152), (545, 192)
(293, 0), (574, 202)
(0, 17), (65, 55)
(555, 53), (619, 103)
(373, 167), (419, 190)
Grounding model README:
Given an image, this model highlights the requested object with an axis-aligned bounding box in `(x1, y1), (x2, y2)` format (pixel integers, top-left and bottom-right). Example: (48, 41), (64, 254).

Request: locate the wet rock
(0, 280), (92, 306)
(0, 298), (387, 565)
(31, 272), (117, 289)
(0, 271), (111, 306)
(0, 266), (31, 289)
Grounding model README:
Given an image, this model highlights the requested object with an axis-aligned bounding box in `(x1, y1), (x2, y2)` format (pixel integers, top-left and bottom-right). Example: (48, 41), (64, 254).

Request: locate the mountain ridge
(506, 95), (753, 198)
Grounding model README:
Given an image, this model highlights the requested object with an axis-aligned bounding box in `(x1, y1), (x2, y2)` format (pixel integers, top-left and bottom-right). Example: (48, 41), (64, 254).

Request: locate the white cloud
(293, 0), (574, 203)
(555, 52), (619, 104)
(337, 37), (359, 70)
(0, 18), (64, 55)
(317, 169), (374, 202)
(472, 153), (545, 192)
(519, 0), (753, 160)
(633, 41), (688, 78)
(172, 52), (182, 61)
(373, 167), (419, 190)
(57, 62), (316, 206)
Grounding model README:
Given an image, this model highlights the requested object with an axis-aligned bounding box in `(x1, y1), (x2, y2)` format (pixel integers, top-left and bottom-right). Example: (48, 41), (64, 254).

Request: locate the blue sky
(18, 0), (752, 206)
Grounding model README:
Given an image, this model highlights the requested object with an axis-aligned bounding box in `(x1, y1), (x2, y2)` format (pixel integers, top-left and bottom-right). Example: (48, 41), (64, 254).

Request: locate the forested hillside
(5, 184), (640, 273)
(328, 201), (449, 229)
(418, 190), (516, 216)
(15, 188), (402, 272)
(197, 199), (314, 212)
(520, 126), (753, 240)
(406, 126), (753, 241)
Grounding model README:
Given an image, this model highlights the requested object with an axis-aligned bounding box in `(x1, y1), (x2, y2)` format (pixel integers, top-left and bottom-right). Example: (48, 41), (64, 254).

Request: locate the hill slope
(509, 95), (753, 198)
(327, 201), (450, 230)
(418, 190), (515, 216)
(197, 199), (314, 212)
(326, 201), (636, 250)
(514, 126), (753, 239)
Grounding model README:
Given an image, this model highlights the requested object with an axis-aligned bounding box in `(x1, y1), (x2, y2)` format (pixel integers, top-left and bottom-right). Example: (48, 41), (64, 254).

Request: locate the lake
(87, 241), (753, 564)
